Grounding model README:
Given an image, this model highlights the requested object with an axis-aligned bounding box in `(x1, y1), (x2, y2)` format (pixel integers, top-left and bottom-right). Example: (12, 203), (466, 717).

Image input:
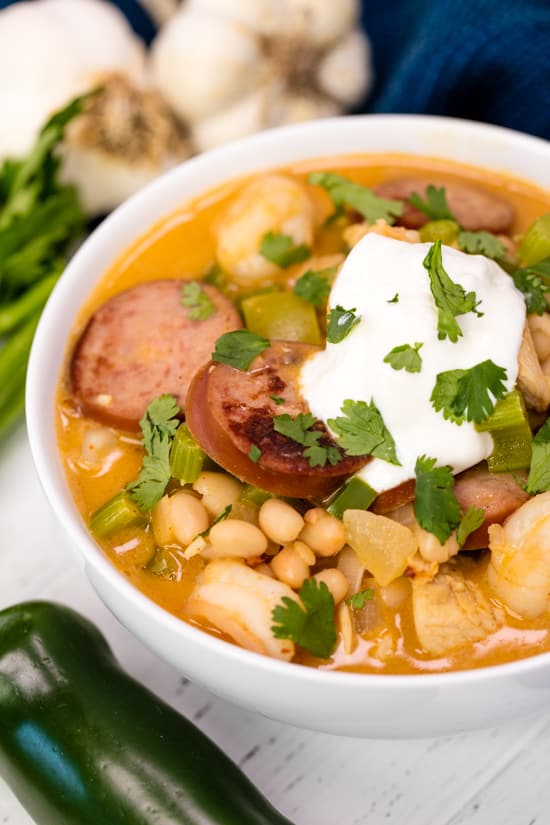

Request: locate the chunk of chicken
(528, 313), (550, 372)
(412, 564), (500, 656)
(343, 218), (420, 249)
(517, 323), (550, 411)
(488, 491), (550, 618)
(184, 559), (297, 660)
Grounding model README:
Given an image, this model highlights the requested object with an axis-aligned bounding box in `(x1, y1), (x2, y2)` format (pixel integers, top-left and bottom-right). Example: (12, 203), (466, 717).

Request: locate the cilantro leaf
(423, 240), (482, 342)
(212, 330), (270, 370)
(346, 589), (374, 609)
(308, 172), (404, 225)
(527, 418), (550, 494)
(414, 455), (461, 544)
(127, 394), (181, 510)
(270, 394), (285, 405)
(512, 257), (550, 315)
(326, 305), (361, 343)
(456, 506), (485, 547)
(273, 412), (341, 468)
(383, 342), (423, 373)
(294, 267), (336, 306)
(387, 293), (399, 303)
(458, 231), (507, 260)
(271, 578), (337, 658)
(328, 399), (400, 464)
(431, 360), (508, 424)
(409, 185), (454, 221)
(197, 504), (232, 539)
(181, 282), (215, 321)
(248, 444), (262, 463)
(259, 231), (311, 268)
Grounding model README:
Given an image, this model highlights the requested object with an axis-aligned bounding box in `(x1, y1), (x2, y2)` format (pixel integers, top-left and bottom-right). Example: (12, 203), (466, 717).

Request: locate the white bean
(209, 519), (267, 558)
(193, 472), (243, 517)
(314, 568), (349, 604)
(271, 545), (310, 589)
(259, 499), (304, 544)
(300, 508), (346, 557)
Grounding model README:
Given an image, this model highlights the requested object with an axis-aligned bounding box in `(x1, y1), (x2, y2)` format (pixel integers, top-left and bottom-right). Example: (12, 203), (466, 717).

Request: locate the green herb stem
(0, 272), (58, 337)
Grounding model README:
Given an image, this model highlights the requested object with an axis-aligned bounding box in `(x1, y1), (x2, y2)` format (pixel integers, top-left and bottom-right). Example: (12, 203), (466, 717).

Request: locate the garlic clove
(151, 8), (264, 122)
(280, 0), (359, 47)
(317, 29), (373, 107)
(192, 88), (270, 152)
(267, 91), (341, 125)
(185, 0), (283, 36)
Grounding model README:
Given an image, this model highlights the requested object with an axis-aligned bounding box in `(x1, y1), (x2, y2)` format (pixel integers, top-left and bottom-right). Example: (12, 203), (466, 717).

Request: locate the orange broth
(56, 153), (550, 675)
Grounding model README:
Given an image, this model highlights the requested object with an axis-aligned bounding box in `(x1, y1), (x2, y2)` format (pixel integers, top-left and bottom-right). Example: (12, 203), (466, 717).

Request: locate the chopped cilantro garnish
(259, 231), (311, 268)
(431, 360), (508, 424)
(212, 329), (270, 371)
(328, 399), (400, 464)
(458, 231), (507, 260)
(414, 455), (461, 545)
(271, 578), (337, 659)
(294, 267), (336, 306)
(326, 305), (361, 343)
(270, 394), (285, 405)
(126, 395), (181, 511)
(512, 257), (550, 315)
(409, 185), (454, 221)
(308, 172), (404, 225)
(346, 589), (374, 609)
(456, 506), (485, 547)
(181, 282), (215, 321)
(273, 412), (341, 468)
(197, 504), (232, 539)
(248, 444), (262, 463)
(383, 342), (423, 374)
(423, 240), (482, 342)
(527, 418), (550, 494)
(387, 293), (399, 303)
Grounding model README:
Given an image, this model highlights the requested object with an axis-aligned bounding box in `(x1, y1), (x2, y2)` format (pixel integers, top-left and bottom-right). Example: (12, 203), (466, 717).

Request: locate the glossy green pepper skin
(0, 602), (294, 825)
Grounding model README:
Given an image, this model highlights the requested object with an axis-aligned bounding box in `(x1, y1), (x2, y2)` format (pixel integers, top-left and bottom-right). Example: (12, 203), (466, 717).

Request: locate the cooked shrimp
(343, 218), (420, 249)
(528, 313), (550, 370)
(488, 491), (550, 618)
(517, 323), (550, 411)
(184, 559), (297, 660)
(216, 174), (314, 285)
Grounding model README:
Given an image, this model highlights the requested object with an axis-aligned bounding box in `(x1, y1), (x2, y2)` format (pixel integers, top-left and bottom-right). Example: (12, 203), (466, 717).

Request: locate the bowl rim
(26, 112), (550, 690)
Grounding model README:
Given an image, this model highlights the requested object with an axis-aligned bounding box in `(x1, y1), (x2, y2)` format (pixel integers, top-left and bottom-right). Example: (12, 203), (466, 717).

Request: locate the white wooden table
(1, 423), (549, 825)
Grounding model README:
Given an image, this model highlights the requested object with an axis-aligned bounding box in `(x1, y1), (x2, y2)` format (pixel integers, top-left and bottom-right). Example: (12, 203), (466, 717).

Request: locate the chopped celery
(419, 220), (460, 245)
(476, 390), (532, 472)
(327, 477), (378, 519)
(239, 484), (272, 506)
(90, 491), (145, 539)
(519, 213), (550, 266)
(169, 423), (205, 483)
(241, 291), (322, 345)
(146, 548), (179, 579)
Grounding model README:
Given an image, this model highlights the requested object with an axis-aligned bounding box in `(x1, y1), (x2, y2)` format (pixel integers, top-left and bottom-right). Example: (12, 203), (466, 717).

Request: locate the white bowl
(27, 115), (550, 738)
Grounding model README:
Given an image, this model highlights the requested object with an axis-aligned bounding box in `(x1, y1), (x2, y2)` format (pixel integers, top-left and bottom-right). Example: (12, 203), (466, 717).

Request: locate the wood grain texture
(1, 425), (550, 825)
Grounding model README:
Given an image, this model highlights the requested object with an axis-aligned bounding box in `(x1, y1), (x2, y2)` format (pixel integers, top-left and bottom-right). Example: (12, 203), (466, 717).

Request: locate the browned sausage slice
(375, 178), (514, 233)
(71, 280), (242, 430)
(186, 341), (369, 499)
(372, 464), (529, 549)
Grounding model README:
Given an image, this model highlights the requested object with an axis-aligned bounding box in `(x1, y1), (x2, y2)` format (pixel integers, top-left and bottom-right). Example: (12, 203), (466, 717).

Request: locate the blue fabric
(2, 0), (548, 139)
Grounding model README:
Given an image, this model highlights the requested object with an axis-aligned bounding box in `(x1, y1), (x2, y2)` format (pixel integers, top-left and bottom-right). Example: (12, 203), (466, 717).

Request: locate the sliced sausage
(375, 178), (514, 233)
(71, 280), (241, 430)
(185, 341), (369, 499)
(372, 464), (529, 550)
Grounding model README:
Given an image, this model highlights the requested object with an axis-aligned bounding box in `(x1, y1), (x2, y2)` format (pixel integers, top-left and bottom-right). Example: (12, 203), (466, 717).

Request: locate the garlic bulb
(0, 0), (191, 214)
(152, 0), (373, 152)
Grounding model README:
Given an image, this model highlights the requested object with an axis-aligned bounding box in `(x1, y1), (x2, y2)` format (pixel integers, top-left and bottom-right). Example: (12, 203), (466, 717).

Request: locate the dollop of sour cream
(300, 234), (526, 493)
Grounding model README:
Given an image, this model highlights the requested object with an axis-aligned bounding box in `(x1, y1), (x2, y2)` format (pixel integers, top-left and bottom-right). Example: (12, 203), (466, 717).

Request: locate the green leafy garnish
(197, 504), (233, 539)
(431, 360), (508, 424)
(126, 395), (181, 510)
(423, 240), (482, 342)
(387, 293), (399, 303)
(326, 305), (361, 343)
(328, 399), (400, 464)
(271, 578), (337, 659)
(180, 282), (215, 321)
(293, 267), (336, 306)
(259, 231), (311, 268)
(270, 394), (285, 405)
(212, 330), (270, 370)
(511, 257), (550, 315)
(346, 589), (374, 609)
(383, 342), (423, 373)
(456, 506), (485, 547)
(248, 444), (262, 463)
(409, 185), (454, 221)
(308, 172), (404, 225)
(458, 231), (507, 260)
(273, 412), (341, 468)
(527, 418), (550, 494)
(414, 455), (461, 544)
